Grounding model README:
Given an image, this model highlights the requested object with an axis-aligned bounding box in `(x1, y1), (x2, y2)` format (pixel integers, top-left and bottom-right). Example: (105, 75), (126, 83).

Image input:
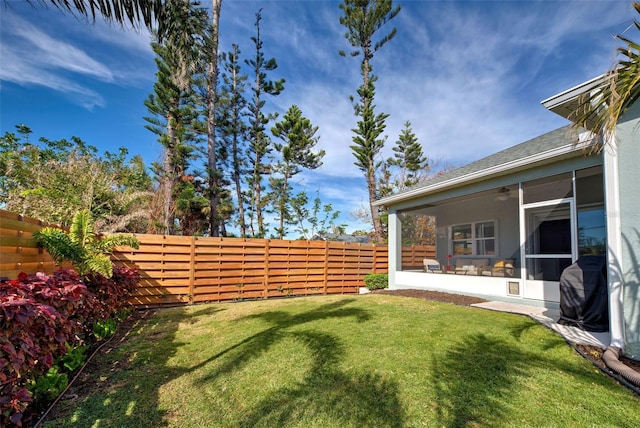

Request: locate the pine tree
(144, 0), (208, 235)
(339, 0), (400, 243)
(218, 44), (250, 236)
(387, 121), (428, 191)
(245, 9), (285, 237)
(270, 105), (325, 238)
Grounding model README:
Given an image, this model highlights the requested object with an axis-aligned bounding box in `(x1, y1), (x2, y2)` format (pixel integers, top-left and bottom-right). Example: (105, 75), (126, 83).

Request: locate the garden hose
(602, 346), (640, 388)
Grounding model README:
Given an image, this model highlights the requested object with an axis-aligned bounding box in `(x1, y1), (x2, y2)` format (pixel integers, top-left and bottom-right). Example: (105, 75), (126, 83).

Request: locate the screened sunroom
(380, 127), (606, 306)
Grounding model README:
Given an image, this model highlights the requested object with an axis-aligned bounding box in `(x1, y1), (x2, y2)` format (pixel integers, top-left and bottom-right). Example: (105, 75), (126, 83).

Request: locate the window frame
(450, 220), (497, 257)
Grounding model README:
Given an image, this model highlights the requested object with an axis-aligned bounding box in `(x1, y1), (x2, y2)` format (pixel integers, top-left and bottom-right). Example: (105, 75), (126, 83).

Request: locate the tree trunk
(163, 112), (177, 235)
(233, 132), (246, 237)
(207, 0), (222, 237)
(367, 163), (383, 243)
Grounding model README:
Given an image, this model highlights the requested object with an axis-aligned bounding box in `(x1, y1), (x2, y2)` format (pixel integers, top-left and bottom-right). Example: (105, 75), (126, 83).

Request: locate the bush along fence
(0, 267), (140, 427)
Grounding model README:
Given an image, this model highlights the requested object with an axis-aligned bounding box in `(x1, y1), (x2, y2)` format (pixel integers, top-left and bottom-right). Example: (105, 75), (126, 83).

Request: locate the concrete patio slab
(472, 301), (610, 349)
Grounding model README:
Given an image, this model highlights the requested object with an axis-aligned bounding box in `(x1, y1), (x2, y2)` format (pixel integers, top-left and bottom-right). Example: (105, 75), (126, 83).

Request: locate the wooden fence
(111, 234), (390, 307)
(0, 210), (434, 307)
(0, 211), (60, 279)
(401, 244), (437, 270)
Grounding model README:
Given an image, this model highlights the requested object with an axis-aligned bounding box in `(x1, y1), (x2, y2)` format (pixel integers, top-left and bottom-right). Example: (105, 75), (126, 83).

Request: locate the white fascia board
(541, 74), (608, 111)
(374, 143), (581, 207)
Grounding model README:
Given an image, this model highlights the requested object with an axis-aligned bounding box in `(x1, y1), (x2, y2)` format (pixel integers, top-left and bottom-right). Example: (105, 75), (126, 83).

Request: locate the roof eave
(541, 74), (609, 120)
(374, 142), (583, 207)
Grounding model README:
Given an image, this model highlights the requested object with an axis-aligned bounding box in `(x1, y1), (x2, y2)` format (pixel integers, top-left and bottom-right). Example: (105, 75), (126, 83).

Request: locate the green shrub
(58, 344), (87, 372)
(93, 318), (117, 340)
(29, 366), (68, 403)
(34, 209), (139, 278)
(364, 273), (388, 290)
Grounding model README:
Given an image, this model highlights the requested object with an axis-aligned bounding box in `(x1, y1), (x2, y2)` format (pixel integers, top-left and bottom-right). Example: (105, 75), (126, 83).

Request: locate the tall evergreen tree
(270, 105), (325, 238)
(144, 0), (208, 234)
(339, 0), (400, 243)
(206, 0), (223, 236)
(218, 44), (250, 236)
(245, 9), (285, 237)
(387, 121), (428, 191)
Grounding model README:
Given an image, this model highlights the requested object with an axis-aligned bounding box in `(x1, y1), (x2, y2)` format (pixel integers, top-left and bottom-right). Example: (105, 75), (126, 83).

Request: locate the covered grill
(558, 255), (609, 332)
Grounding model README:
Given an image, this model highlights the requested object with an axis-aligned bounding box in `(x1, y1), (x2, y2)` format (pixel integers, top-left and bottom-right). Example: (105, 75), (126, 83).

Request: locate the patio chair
(454, 258), (489, 275)
(480, 258), (515, 277)
(423, 258), (443, 273)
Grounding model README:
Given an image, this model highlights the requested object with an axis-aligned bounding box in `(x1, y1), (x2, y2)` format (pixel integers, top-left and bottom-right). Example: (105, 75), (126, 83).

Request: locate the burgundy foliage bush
(84, 265), (139, 319)
(0, 266), (140, 426)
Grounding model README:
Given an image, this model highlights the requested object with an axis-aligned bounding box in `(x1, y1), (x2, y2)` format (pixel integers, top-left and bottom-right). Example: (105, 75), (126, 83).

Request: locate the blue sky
(0, 0), (636, 235)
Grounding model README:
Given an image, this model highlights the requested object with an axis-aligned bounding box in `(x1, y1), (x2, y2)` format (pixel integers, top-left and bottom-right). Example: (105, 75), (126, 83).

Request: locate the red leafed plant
(84, 265), (140, 320)
(0, 265), (139, 426)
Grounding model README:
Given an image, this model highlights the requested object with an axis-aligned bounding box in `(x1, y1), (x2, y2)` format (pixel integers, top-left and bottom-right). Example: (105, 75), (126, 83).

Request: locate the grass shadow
(431, 333), (528, 427)
(190, 298), (405, 427)
(508, 317), (567, 351)
(44, 308), (188, 427)
(432, 330), (637, 427)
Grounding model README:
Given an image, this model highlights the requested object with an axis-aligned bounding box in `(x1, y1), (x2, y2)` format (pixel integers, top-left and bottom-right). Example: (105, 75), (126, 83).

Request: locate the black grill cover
(558, 255), (609, 332)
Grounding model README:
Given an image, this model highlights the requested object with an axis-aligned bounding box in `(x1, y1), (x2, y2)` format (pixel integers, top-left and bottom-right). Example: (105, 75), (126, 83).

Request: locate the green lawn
(44, 295), (639, 427)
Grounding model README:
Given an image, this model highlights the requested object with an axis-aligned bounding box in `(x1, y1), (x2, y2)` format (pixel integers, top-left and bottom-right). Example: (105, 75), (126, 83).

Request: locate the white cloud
(0, 7), (155, 108)
(4, 13), (114, 82)
(0, 42), (106, 109)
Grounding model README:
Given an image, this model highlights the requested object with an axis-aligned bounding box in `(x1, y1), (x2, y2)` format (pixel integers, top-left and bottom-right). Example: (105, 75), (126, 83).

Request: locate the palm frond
(70, 209), (97, 248)
(81, 253), (114, 278)
(38, 0), (164, 31)
(570, 1), (640, 150)
(33, 227), (84, 265)
(95, 234), (140, 254)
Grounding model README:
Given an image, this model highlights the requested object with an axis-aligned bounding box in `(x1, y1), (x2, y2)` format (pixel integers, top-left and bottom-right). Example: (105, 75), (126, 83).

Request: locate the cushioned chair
(423, 258), (443, 273)
(481, 259), (515, 277)
(454, 258), (489, 275)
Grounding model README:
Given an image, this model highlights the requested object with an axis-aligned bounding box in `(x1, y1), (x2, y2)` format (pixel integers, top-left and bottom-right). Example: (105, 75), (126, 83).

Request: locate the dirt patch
(575, 344), (640, 373)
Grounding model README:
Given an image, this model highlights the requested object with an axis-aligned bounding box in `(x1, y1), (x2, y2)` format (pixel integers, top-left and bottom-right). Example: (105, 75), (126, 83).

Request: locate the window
(575, 166), (606, 257)
(522, 172), (573, 204)
(451, 221), (496, 256)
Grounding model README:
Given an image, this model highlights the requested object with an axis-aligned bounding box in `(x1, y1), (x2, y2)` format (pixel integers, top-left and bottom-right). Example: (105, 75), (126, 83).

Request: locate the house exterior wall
(387, 152), (602, 307)
(616, 101), (640, 358)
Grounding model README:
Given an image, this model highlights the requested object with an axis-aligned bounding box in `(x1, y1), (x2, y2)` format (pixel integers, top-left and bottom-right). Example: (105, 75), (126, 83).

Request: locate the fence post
(323, 240), (329, 294)
(263, 239), (270, 298)
(372, 243), (377, 274)
(188, 236), (196, 304)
